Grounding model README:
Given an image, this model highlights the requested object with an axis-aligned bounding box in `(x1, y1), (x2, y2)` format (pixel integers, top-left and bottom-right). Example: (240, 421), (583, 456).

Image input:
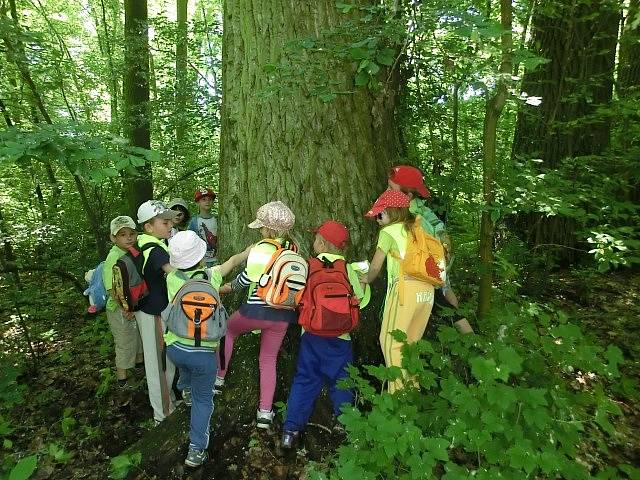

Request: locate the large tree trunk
(218, 0), (399, 424)
(123, 0), (153, 215)
(617, 0), (640, 202)
(511, 0), (620, 261)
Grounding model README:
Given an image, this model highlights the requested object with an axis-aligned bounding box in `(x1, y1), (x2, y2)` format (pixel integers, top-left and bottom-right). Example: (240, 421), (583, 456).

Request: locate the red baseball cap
(365, 189), (410, 218)
(194, 187), (216, 202)
(314, 220), (350, 249)
(389, 165), (430, 198)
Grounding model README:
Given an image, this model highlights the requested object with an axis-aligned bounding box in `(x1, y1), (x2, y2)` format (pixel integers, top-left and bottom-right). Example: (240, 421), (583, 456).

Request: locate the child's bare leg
(443, 288), (474, 334)
(453, 318), (474, 334)
(443, 287), (459, 308)
(117, 367), (128, 381)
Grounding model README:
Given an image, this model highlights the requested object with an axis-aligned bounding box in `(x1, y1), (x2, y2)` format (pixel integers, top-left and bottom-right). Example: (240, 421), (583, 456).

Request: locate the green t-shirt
(163, 266), (224, 349)
(377, 223), (408, 286)
(103, 244), (127, 312)
(409, 198), (446, 240)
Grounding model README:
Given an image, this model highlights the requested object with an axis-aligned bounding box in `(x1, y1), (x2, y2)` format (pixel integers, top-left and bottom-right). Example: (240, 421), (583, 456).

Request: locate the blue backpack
(84, 262), (108, 312)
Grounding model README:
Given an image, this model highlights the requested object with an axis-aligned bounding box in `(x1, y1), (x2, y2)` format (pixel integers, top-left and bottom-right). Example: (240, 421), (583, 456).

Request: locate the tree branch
(156, 165), (208, 199)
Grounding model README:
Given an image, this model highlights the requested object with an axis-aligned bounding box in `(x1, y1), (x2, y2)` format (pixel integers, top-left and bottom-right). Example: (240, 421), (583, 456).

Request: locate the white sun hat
(168, 230), (207, 269)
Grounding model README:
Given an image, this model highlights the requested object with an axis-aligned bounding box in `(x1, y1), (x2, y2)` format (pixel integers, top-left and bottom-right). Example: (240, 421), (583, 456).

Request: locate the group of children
(97, 165), (470, 468)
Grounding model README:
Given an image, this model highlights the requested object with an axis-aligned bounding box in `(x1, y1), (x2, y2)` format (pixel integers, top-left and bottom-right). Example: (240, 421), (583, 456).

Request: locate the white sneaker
(213, 376), (224, 395)
(256, 409), (274, 429)
(182, 388), (192, 407)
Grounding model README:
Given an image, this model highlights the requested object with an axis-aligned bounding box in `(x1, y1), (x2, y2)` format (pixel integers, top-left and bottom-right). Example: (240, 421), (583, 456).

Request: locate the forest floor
(2, 268), (639, 479)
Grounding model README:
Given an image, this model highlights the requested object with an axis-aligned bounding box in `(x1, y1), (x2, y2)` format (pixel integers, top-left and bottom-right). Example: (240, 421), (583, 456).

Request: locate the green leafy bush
(311, 302), (637, 479)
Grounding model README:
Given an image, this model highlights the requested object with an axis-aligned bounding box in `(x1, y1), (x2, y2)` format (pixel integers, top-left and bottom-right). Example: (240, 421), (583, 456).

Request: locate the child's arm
(360, 248), (386, 284)
(216, 245), (251, 278)
(162, 263), (175, 274)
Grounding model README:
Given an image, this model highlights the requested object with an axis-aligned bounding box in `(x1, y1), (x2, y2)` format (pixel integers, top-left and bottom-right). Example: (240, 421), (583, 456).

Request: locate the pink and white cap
(248, 201), (295, 232)
(364, 189), (411, 218)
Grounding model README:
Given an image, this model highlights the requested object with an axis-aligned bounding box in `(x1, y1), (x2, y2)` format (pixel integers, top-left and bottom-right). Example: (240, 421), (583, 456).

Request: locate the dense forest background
(0, 0), (639, 478)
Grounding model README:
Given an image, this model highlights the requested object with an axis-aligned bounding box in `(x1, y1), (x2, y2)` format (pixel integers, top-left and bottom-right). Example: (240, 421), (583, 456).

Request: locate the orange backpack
(401, 217), (446, 287)
(256, 240), (308, 310)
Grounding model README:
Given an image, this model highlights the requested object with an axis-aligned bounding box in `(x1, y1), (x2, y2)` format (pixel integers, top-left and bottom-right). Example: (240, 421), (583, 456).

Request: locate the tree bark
(477, 0), (513, 319)
(618, 0), (640, 98)
(617, 0), (640, 201)
(510, 0), (620, 260)
(219, 2), (399, 255)
(123, 0), (153, 215)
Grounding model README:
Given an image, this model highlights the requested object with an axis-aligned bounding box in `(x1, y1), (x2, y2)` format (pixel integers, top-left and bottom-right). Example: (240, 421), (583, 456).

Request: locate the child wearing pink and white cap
(217, 201), (299, 429)
(360, 190), (436, 393)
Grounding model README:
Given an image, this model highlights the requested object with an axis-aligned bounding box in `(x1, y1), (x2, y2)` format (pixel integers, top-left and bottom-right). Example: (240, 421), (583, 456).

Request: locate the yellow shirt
(376, 223), (408, 286)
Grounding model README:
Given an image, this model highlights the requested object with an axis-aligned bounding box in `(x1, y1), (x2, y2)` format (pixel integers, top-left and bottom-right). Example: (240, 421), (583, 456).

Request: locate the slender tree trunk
(32, 0), (89, 121)
(512, 0), (535, 76)
(92, 0), (120, 129)
(123, 0), (153, 215)
(451, 82), (460, 171)
(2, 0), (61, 213)
(175, 0), (188, 153)
(0, 97), (13, 126)
(477, 0), (513, 320)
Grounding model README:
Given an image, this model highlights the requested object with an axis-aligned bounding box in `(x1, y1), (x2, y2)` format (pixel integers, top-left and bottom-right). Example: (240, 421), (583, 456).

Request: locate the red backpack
(112, 243), (155, 313)
(298, 257), (360, 337)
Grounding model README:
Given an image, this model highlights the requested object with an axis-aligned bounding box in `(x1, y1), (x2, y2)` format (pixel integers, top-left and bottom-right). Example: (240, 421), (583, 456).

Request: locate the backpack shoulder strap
(139, 242), (156, 252)
(175, 270), (189, 282)
(258, 239), (282, 250)
(191, 269), (209, 280)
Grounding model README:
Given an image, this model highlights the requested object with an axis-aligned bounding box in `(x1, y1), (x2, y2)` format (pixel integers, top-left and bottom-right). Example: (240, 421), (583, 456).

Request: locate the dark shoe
(281, 430), (299, 449)
(185, 447), (208, 467)
(117, 379), (129, 389)
(134, 362), (145, 376)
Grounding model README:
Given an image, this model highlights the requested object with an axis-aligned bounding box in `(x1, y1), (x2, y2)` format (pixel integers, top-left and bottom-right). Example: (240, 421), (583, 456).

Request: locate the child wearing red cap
(361, 190), (436, 393)
(281, 220), (370, 449)
(388, 166), (473, 335)
(188, 188), (218, 267)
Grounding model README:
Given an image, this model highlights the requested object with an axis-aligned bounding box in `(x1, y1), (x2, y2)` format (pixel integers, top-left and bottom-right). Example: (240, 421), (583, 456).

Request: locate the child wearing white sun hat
(164, 230), (250, 467)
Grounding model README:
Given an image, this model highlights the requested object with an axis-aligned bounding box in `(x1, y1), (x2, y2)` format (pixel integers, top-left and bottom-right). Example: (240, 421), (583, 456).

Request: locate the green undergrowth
(310, 299), (640, 480)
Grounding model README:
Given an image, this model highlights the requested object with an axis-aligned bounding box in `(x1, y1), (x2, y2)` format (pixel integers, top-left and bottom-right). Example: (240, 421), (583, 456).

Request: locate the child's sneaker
(281, 430), (299, 449)
(184, 447), (208, 467)
(117, 378), (129, 389)
(182, 388), (192, 407)
(213, 376), (224, 395)
(256, 409), (274, 429)
(134, 362), (145, 376)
